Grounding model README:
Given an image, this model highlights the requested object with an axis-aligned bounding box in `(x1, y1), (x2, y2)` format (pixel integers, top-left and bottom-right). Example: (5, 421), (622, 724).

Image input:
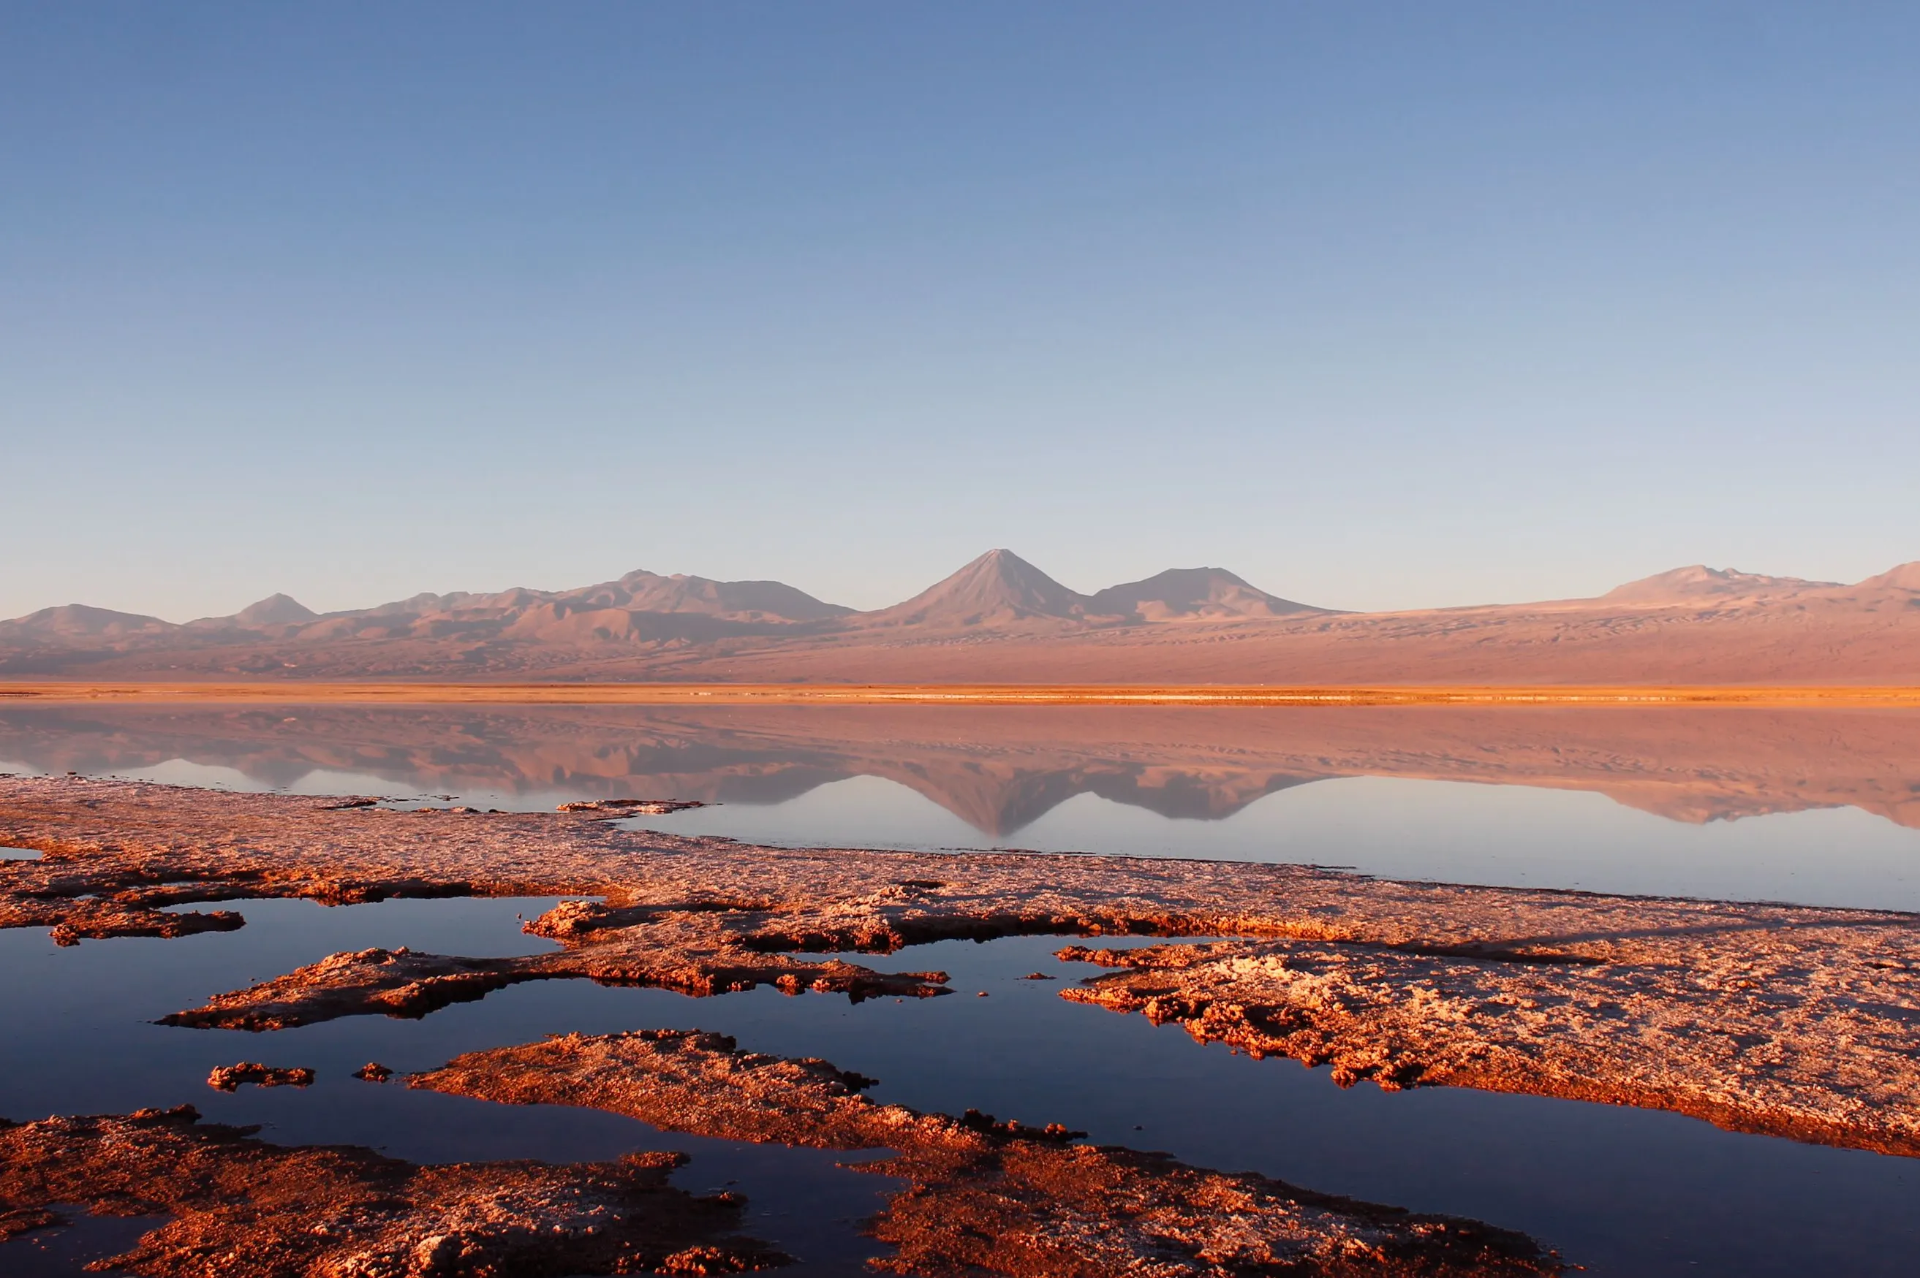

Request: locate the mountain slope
(229, 594), (320, 627)
(0, 605), (178, 641)
(1086, 567), (1322, 621)
(1858, 562), (1920, 594)
(851, 549), (1093, 628)
(1601, 566), (1839, 606)
(1, 552), (1915, 684)
(596, 571), (852, 622)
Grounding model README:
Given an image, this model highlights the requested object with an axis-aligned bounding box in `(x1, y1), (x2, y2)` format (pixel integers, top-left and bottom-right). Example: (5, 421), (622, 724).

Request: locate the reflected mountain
(4, 704), (1920, 838)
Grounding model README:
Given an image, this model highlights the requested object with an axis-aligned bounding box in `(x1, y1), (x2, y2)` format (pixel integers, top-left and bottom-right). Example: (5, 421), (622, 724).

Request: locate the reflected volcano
(3, 703), (1919, 838)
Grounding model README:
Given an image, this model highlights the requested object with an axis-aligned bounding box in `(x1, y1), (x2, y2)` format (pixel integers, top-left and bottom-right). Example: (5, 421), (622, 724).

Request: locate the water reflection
(4, 702), (1919, 907)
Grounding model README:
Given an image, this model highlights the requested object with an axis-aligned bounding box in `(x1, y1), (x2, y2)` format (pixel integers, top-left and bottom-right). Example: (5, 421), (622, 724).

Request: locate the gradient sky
(4, 2), (1918, 620)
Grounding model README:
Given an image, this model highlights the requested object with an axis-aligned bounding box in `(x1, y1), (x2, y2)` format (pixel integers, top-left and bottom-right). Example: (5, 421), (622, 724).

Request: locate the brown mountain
(1862, 563), (1920, 593)
(1599, 566), (1840, 606)
(0, 605), (176, 642)
(187, 594), (322, 631)
(851, 549), (1097, 628)
(606, 571), (853, 623)
(2, 554), (1916, 684)
(1087, 567), (1321, 621)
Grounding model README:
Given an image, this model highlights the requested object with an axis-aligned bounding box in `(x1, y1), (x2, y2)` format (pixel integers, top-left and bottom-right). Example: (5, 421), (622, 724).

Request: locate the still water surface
(4, 701), (1920, 906)
(2, 703), (1918, 1273)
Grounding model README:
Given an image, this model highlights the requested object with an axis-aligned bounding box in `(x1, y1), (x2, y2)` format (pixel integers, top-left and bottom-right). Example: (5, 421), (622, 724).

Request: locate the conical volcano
(855, 549), (1091, 627)
(231, 594), (320, 627)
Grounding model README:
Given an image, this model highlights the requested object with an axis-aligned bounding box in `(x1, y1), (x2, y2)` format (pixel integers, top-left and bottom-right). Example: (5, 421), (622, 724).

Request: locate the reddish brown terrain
(412, 1030), (1559, 1276)
(0, 1048), (1558, 1278)
(5, 776), (1920, 1161)
(0, 1104), (783, 1276)
(4, 549), (1917, 684)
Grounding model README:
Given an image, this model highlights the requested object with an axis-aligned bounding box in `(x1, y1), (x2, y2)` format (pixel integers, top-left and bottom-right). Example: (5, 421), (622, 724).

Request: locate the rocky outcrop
(206, 1063), (314, 1092)
(6, 775), (1920, 1160)
(414, 1030), (1561, 1277)
(1057, 933), (1920, 1158)
(0, 1104), (783, 1276)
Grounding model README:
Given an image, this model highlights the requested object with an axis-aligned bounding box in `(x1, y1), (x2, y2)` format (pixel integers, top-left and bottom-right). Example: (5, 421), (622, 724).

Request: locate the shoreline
(6, 773), (1920, 1161)
(5, 680), (1920, 707)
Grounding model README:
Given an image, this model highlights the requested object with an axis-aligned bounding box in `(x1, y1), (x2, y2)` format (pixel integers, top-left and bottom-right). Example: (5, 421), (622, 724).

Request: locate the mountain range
(2, 548), (1917, 683)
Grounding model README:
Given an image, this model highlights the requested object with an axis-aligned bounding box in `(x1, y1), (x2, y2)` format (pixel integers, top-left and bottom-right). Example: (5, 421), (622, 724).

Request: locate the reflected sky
(4, 701), (1919, 909)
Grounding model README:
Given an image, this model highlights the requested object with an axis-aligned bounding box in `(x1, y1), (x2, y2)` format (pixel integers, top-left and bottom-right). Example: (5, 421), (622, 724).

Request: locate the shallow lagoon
(5, 701), (1920, 906)
(3, 703), (1919, 1273)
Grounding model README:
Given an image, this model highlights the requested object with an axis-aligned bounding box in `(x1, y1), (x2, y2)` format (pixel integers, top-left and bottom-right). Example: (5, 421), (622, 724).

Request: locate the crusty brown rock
(414, 1030), (1562, 1277)
(206, 1062), (315, 1092)
(1055, 928), (1920, 1158)
(0, 1204), (63, 1241)
(0, 1104), (784, 1276)
(6, 775), (1920, 1159)
(159, 939), (947, 1031)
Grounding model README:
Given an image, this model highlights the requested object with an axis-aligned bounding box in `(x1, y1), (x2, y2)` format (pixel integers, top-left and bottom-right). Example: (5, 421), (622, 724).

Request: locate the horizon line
(7, 682), (1920, 708)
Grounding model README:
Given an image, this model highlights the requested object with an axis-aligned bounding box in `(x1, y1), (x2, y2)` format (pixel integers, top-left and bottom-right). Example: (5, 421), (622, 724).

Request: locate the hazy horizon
(6, 3), (1918, 620)
(7, 545), (1914, 628)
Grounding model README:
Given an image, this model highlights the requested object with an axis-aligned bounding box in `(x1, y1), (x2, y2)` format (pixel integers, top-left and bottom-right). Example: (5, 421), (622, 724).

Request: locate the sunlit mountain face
(7, 550), (1918, 683)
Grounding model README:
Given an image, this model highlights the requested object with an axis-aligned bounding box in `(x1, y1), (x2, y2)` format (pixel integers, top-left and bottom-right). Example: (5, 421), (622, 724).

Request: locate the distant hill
(1859, 563), (1920, 594)
(1600, 566), (1840, 606)
(1087, 567), (1321, 621)
(846, 551), (1329, 628)
(0, 604), (177, 642)
(210, 594), (321, 628)
(1, 554), (1916, 684)
(852, 549), (1096, 628)
(609, 570), (853, 623)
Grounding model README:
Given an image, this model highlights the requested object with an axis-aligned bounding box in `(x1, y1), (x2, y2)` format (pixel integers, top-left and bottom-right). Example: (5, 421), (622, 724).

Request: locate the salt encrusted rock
(558, 798), (708, 814)
(0, 1104), (785, 1276)
(206, 1062), (314, 1091)
(5, 774), (1920, 1157)
(413, 1030), (1563, 1277)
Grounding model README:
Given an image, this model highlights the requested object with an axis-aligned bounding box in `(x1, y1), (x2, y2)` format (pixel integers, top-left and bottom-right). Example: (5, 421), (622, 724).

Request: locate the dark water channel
(0, 896), (1915, 1276)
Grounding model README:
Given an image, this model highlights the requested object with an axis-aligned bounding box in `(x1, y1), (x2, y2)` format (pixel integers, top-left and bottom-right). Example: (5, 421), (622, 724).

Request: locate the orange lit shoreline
(2, 682), (1919, 707)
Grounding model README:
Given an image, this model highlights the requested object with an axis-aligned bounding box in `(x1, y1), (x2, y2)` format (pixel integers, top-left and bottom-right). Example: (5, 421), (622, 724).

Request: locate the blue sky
(4, 2), (1917, 619)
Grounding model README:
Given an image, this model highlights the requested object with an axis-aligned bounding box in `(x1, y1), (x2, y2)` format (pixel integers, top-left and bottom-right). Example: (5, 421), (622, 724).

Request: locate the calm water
(4, 701), (1919, 906)
(3, 703), (1919, 1273)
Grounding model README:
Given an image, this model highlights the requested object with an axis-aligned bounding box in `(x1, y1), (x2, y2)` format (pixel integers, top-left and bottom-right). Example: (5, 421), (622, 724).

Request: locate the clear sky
(4, 2), (1917, 620)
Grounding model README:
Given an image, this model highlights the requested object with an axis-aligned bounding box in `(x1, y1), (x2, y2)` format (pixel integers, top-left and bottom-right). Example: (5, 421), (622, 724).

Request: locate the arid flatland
(6, 681), (1920, 706)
